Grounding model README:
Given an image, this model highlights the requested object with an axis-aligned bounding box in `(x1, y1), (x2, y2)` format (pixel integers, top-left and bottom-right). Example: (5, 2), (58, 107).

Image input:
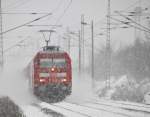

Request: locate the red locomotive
(28, 46), (72, 102)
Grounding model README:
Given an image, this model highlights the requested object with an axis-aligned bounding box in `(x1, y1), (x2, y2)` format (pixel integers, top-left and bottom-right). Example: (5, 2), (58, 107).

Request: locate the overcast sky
(1, 0), (150, 61)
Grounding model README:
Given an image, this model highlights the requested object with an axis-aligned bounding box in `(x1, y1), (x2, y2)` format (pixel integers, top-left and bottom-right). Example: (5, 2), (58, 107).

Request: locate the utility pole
(81, 14), (85, 73)
(78, 30), (81, 75)
(67, 28), (71, 54)
(0, 0), (3, 71)
(68, 30), (81, 75)
(134, 0), (142, 39)
(81, 15), (88, 74)
(106, 0), (111, 88)
(91, 20), (94, 89)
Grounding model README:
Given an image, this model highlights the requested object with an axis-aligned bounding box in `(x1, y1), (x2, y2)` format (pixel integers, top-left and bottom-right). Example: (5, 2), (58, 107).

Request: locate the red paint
(32, 51), (72, 86)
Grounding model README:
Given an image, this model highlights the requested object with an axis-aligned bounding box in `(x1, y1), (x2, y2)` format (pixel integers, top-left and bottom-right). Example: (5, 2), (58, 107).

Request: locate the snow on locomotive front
(31, 46), (72, 103)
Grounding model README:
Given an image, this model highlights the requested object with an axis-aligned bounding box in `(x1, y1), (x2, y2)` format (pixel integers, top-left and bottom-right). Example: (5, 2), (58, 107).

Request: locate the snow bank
(95, 75), (150, 103)
(0, 96), (25, 117)
(0, 56), (37, 105)
(66, 71), (95, 103)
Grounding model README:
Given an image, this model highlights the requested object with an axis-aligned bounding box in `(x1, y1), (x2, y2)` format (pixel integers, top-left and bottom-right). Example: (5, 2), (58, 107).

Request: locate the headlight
(61, 79), (67, 82)
(39, 79), (46, 82)
(51, 67), (55, 72)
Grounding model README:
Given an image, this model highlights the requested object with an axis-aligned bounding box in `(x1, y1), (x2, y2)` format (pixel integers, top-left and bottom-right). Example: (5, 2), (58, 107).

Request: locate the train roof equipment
(43, 46), (60, 52)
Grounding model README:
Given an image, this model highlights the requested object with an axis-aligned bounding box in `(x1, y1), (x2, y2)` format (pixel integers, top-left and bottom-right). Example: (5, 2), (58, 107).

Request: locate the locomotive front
(32, 46), (72, 103)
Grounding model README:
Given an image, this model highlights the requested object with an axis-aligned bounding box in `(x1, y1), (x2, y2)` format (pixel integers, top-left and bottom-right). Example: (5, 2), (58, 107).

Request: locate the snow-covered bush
(111, 84), (144, 102)
(0, 96), (25, 117)
(91, 36), (150, 103)
(97, 76), (147, 102)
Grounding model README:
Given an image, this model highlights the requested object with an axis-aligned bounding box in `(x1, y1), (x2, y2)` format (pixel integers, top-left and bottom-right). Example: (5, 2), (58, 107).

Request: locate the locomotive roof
(43, 46), (60, 51)
(38, 46), (66, 54)
(39, 50), (65, 54)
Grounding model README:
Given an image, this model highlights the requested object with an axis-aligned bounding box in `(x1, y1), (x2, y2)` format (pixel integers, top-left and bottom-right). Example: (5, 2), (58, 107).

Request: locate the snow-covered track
(90, 99), (150, 113)
(79, 99), (150, 117)
(24, 99), (150, 117)
(31, 103), (65, 117)
(40, 102), (91, 117)
(38, 101), (133, 117)
(64, 101), (131, 117)
(28, 99), (150, 117)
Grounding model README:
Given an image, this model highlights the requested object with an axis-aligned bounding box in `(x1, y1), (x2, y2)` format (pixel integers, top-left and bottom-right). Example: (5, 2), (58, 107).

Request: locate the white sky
(1, 0), (150, 61)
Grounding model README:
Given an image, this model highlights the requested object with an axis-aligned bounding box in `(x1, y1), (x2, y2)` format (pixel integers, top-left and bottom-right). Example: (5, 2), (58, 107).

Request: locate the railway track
(81, 100), (150, 117)
(38, 101), (138, 117)
(31, 103), (65, 117)
(39, 102), (91, 117)
(89, 98), (150, 113)
(23, 103), (65, 117)
(63, 101), (131, 117)
(24, 99), (150, 117)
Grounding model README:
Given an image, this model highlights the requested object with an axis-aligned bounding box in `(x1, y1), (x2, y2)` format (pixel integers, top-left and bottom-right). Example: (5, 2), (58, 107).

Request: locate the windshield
(40, 58), (66, 68)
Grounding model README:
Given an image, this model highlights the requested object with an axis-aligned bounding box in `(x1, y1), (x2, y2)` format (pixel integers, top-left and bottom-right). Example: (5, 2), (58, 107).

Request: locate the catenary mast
(0, 0), (3, 70)
(106, 0), (111, 88)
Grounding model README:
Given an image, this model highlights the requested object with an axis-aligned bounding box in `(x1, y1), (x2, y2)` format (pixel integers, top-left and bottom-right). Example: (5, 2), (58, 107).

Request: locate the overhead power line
(0, 13), (52, 35)
(4, 37), (29, 53)
(26, 24), (62, 27)
(4, 0), (34, 12)
(0, 12), (50, 15)
(115, 11), (150, 32)
(53, 0), (72, 27)
(120, 0), (140, 12)
(3, 0), (65, 54)
(43, 0), (73, 45)
(109, 16), (150, 34)
(3, 0), (20, 9)
(36, 0), (72, 41)
(4, 0), (26, 9)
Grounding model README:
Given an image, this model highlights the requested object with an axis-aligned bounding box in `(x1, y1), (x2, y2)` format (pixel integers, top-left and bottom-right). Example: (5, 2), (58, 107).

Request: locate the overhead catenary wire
(109, 16), (150, 34)
(62, 34), (103, 53)
(28, 0), (72, 40)
(3, 0), (35, 12)
(80, 16), (124, 39)
(2, 0), (65, 53)
(40, 0), (73, 46)
(51, 0), (64, 14)
(94, 17), (107, 27)
(4, 30), (41, 54)
(26, 24), (62, 27)
(3, 0), (26, 9)
(40, 0), (64, 23)
(4, 36), (29, 53)
(0, 13), (52, 35)
(52, 0), (72, 28)
(1, 0), (64, 35)
(10, 0), (34, 10)
(38, 0), (72, 31)
(94, 0), (140, 26)
(119, 0), (140, 12)
(115, 11), (150, 32)
(0, 12), (51, 15)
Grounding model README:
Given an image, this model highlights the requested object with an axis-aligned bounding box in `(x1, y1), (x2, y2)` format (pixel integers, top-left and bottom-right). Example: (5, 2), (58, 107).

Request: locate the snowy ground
(22, 99), (150, 117)
(1, 56), (150, 117)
